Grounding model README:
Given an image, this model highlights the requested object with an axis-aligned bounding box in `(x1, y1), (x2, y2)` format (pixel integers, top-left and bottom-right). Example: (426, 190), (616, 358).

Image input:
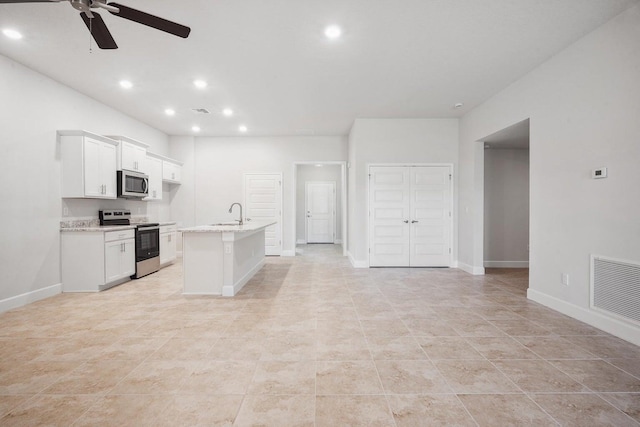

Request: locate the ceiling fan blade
(108, 3), (190, 39)
(80, 12), (117, 49)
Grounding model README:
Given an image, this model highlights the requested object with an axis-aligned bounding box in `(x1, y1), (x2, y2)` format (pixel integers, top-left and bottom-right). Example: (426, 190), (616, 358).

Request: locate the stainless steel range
(99, 209), (160, 279)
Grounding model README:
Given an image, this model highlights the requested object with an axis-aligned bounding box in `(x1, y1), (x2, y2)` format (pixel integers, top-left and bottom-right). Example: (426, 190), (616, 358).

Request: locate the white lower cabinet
(61, 229), (135, 292)
(160, 225), (177, 265)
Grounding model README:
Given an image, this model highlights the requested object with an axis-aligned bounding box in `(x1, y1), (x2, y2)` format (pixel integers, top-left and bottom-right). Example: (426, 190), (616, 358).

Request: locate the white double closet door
(369, 165), (452, 267)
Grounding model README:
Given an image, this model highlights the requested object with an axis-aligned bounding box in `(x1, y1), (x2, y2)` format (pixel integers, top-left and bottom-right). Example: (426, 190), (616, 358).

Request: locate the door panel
(410, 166), (451, 267)
(369, 167), (411, 266)
(306, 182), (335, 243)
(244, 173), (282, 256)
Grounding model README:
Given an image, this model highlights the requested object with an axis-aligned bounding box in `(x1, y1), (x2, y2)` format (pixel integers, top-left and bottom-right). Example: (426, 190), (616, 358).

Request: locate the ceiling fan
(0, 0), (191, 49)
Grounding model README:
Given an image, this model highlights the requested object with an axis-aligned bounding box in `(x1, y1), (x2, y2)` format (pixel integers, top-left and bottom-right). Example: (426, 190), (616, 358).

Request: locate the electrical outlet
(63, 207), (68, 216)
(561, 273), (569, 286)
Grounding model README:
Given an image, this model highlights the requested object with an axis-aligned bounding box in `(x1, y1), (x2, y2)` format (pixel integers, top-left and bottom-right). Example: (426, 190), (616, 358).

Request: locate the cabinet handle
(403, 220), (409, 223)
(411, 220), (419, 223)
(172, 172), (175, 180)
(168, 235), (171, 242)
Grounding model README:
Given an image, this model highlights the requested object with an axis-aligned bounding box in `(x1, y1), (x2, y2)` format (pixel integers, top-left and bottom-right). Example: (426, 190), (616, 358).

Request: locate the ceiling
(0, 0), (638, 137)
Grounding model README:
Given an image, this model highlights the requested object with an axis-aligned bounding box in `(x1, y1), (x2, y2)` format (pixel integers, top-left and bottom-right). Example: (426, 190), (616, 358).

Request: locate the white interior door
(369, 167), (411, 267)
(410, 166), (452, 267)
(369, 165), (452, 267)
(244, 173), (282, 256)
(306, 181), (335, 243)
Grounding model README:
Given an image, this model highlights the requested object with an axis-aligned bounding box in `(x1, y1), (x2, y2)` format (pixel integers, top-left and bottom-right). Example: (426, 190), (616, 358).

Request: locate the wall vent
(591, 255), (640, 325)
(191, 108), (210, 114)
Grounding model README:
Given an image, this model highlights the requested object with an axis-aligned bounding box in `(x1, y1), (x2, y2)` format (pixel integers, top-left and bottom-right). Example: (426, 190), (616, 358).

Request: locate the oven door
(136, 226), (160, 261)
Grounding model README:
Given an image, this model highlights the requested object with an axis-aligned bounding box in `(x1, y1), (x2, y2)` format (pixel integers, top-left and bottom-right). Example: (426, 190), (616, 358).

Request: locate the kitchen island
(179, 221), (276, 296)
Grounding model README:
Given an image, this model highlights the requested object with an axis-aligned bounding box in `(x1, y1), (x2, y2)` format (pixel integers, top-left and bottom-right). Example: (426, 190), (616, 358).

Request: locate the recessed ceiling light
(165, 108), (175, 116)
(315, 164), (324, 167)
(2, 29), (23, 40)
(193, 79), (207, 89)
(238, 125), (248, 133)
(222, 108), (233, 117)
(119, 80), (133, 89)
(192, 125), (201, 132)
(454, 103), (464, 109)
(324, 25), (342, 40)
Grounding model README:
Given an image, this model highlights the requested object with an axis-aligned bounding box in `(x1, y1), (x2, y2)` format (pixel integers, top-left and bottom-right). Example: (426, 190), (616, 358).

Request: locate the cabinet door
(105, 240), (124, 283)
(121, 239), (136, 277)
(171, 164), (181, 183)
(120, 141), (137, 171)
(133, 145), (147, 173)
(83, 138), (103, 197)
(167, 232), (176, 262)
(101, 142), (117, 198)
(145, 156), (163, 201)
(160, 232), (177, 265)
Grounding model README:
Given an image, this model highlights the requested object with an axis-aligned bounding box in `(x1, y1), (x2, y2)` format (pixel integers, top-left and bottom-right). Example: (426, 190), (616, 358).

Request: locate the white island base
(181, 221), (274, 296)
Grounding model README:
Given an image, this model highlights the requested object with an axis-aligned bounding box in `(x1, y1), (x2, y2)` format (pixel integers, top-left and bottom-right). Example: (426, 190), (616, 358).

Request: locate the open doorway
(481, 119), (530, 285)
(293, 162), (347, 256)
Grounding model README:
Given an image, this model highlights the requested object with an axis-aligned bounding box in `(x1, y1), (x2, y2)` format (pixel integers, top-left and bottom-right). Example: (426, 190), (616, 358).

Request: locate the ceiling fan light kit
(0, 0), (191, 49)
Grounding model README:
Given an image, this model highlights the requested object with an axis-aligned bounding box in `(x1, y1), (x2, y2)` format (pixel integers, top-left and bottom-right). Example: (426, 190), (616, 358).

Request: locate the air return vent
(191, 108), (210, 114)
(591, 255), (640, 325)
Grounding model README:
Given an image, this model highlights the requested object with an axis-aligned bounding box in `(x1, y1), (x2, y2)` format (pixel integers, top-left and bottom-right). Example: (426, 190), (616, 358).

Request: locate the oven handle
(142, 178), (148, 194)
(138, 226), (160, 231)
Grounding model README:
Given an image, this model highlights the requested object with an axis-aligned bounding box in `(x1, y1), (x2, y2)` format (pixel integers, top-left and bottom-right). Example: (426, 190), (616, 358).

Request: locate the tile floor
(0, 244), (639, 426)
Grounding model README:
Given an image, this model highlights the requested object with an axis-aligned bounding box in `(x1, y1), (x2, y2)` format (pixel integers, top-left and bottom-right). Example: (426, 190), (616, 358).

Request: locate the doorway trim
(367, 163), (455, 268)
(293, 161), (348, 256)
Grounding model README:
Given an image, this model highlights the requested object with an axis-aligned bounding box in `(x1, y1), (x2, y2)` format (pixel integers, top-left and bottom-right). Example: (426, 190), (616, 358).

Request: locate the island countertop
(179, 220), (276, 233)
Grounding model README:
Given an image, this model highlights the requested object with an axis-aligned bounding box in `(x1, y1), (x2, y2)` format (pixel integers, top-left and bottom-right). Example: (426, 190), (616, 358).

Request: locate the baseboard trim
(222, 259), (264, 297)
(296, 239), (306, 245)
(281, 250), (296, 257)
(335, 239), (343, 244)
(484, 261), (529, 268)
(527, 288), (640, 347)
(458, 262), (485, 275)
(347, 251), (368, 268)
(0, 283), (62, 314)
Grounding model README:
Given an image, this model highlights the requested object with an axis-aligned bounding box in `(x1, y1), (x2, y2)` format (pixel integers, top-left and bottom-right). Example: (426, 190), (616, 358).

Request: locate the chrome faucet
(228, 202), (243, 225)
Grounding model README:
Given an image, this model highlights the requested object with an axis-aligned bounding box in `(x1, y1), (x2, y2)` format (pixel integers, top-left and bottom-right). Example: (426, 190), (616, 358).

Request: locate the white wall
(0, 54), (169, 307)
(295, 164), (343, 243)
(483, 148), (530, 267)
(458, 4), (640, 344)
(168, 136), (347, 255)
(347, 118), (459, 266)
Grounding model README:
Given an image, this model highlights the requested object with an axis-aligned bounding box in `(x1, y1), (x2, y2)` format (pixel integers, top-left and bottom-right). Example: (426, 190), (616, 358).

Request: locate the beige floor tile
(514, 335), (597, 359)
(207, 336), (265, 361)
(459, 394), (557, 426)
(376, 360), (452, 394)
(248, 361), (315, 394)
(489, 319), (554, 336)
(0, 361), (79, 394)
(434, 360), (519, 393)
(316, 395), (395, 427)
(158, 394), (243, 426)
(493, 359), (587, 392)
(73, 394), (172, 427)
(149, 337), (216, 360)
(110, 360), (196, 394)
(0, 394), (97, 427)
(388, 394), (477, 427)
(360, 318), (411, 337)
(0, 395), (32, 418)
(599, 393), (640, 423)
(180, 360), (257, 394)
(566, 335), (640, 359)
(260, 332), (317, 361)
(404, 319), (459, 337)
(606, 358), (640, 378)
(532, 393), (638, 427)
(234, 395), (314, 427)
(450, 319), (507, 337)
(466, 336), (539, 360)
(316, 334), (371, 360)
(101, 336), (170, 360)
(417, 337), (484, 360)
(43, 359), (140, 395)
(316, 360), (383, 395)
(367, 336), (428, 360)
(550, 360), (640, 392)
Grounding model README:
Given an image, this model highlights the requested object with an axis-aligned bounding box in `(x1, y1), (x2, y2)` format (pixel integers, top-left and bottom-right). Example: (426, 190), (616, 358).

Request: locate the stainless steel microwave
(117, 170), (149, 199)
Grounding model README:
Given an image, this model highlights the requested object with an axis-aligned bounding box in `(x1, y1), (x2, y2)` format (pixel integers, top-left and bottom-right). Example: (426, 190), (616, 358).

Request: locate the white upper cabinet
(106, 135), (149, 173)
(59, 130), (117, 199)
(162, 159), (182, 184)
(144, 154), (163, 201)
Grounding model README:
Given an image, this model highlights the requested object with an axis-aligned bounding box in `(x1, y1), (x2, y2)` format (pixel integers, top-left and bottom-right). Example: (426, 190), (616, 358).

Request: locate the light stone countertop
(180, 220), (276, 233)
(60, 221), (177, 232)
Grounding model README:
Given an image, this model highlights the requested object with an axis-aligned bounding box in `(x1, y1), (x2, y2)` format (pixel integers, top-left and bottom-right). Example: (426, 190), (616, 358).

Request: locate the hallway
(0, 245), (638, 425)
